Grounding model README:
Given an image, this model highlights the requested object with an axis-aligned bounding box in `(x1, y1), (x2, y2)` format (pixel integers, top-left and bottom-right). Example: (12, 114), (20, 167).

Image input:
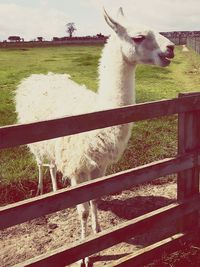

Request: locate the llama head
(104, 8), (174, 67)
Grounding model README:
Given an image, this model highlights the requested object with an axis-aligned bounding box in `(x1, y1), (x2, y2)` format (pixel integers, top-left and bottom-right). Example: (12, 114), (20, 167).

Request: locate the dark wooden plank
(1, 94), (200, 149)
(13, 196), (200, 267)
(0, 152), (197, 230)
(178, 106), (200, 199)
(108, 231), (198, 267)
(177, 93), (200, 231)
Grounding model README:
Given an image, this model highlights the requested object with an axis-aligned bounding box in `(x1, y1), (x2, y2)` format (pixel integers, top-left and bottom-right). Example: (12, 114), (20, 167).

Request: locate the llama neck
(98, 35), (136, 108)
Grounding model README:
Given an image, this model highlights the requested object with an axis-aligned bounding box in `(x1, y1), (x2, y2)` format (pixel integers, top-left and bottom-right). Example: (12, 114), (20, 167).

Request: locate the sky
(0, 0), (200, 41)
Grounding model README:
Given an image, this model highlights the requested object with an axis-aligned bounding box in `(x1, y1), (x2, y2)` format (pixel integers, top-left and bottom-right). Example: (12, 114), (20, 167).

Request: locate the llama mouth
(159, 51), (174, 65)
(159, 55), (171, 66)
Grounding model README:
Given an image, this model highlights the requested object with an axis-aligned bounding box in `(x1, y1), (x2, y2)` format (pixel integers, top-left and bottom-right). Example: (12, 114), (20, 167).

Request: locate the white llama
(15, 7), (174, 266)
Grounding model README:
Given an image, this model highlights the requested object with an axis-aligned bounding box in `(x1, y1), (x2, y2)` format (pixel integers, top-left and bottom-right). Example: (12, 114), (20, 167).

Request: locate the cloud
(0, 0), (200, 41)
(0, 3), (68, 41)
(83, 0), (200, 31)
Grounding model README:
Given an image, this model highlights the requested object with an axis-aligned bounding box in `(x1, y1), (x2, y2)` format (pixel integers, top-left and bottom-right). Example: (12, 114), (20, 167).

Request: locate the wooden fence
(187, 37), (200, 54)
(0, 92), (200, 266)
(168, 36), (187, 45)
(0, 39), (106, 49)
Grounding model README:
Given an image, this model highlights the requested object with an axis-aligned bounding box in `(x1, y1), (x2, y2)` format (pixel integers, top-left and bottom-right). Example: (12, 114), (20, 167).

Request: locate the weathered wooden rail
(0, 92), (200, 266)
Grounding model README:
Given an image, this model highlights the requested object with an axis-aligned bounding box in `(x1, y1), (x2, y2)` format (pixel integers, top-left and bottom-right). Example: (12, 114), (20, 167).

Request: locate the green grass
(0, 46), (101, 191)
(0, 45), (200, 204)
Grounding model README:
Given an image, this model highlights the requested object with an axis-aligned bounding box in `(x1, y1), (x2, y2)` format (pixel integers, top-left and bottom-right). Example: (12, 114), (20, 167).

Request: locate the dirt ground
(0, 180), (179, 267)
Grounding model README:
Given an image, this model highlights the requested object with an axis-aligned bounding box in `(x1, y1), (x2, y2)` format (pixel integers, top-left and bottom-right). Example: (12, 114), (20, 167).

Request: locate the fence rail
(1, 92), (200, 266)
(187, 36), (200, 54)
(13, 197), (200, 267)
(1, 94), (200, 149)
(0, 151), (198, 230)
(108, 231), (199, 267)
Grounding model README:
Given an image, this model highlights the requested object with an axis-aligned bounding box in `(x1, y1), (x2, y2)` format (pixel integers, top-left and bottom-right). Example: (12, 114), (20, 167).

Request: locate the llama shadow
(91, 195), (177, 265)
(90, 253), (130, 265)
(98, 195), (175, 220)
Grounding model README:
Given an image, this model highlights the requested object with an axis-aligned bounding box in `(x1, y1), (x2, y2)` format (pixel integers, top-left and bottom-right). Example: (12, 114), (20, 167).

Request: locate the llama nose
(166, 45), (175, 58)
(167, 45), (175, 52)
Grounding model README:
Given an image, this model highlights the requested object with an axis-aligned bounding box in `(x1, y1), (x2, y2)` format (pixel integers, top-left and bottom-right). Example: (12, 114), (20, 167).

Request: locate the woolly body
(15, 35), (134, 181)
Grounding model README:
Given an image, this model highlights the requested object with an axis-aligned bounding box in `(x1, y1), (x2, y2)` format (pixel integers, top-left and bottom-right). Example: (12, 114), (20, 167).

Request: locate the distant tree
(37, 37), (44, 42)
(66, 22), (77, 38)
(97, 33), (104, 39)
(53, 37), (60, 41)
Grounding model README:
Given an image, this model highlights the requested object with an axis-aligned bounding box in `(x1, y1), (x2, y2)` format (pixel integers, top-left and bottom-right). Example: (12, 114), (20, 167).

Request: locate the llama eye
(132, 35), (146, 43)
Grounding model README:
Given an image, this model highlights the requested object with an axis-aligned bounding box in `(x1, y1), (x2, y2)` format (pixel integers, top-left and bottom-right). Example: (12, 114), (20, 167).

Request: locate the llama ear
(117, 7), (125, 19)
(103, 8), (126, 36)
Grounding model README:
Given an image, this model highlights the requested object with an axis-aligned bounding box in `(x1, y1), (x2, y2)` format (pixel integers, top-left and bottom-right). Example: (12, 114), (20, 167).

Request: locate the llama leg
(77, 202), (90, 267)
(90, 167), (105, 235)
(49, 164), (57, 192)
(77, 203), (90, 240)
(36, 162), (43, 195)
(71, 178), (90, 240)
(90, 199), (101, 234)
(73, 183), (89, 240)
(71, 178), (90, 266)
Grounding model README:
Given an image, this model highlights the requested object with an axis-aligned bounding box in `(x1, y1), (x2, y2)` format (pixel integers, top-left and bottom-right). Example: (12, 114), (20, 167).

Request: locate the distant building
(8, 36), (21, 42)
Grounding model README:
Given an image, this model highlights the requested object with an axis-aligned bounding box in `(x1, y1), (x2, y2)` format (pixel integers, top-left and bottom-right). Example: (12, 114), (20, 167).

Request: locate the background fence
(0, 92), (200, 266)
(187, 37), (200, 54)
(0, 39), (106, 48)
(0, 36), (186, 48)
(0, 32), (198, 48)
(168, 36), (187, 45)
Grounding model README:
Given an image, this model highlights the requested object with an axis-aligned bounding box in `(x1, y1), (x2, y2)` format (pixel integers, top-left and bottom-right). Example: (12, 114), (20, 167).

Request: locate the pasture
(1, 45), (200, 266)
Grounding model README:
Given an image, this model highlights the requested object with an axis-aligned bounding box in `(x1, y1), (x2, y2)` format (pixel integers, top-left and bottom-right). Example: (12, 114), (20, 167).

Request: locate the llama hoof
(79, 257), (92, 267)
(36, 187), (43, 196)
(96, 224), (101, 233)
(93, 224), (101, 234)
(36, 189), (40, 196)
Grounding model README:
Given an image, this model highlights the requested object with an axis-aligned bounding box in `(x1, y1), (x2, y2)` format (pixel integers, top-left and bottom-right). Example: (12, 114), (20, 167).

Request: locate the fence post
(177, 92), (200, 230)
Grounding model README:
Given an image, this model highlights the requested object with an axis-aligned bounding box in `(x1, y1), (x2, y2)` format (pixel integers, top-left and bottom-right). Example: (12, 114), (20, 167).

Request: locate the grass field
(0, 45), (200, 204)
